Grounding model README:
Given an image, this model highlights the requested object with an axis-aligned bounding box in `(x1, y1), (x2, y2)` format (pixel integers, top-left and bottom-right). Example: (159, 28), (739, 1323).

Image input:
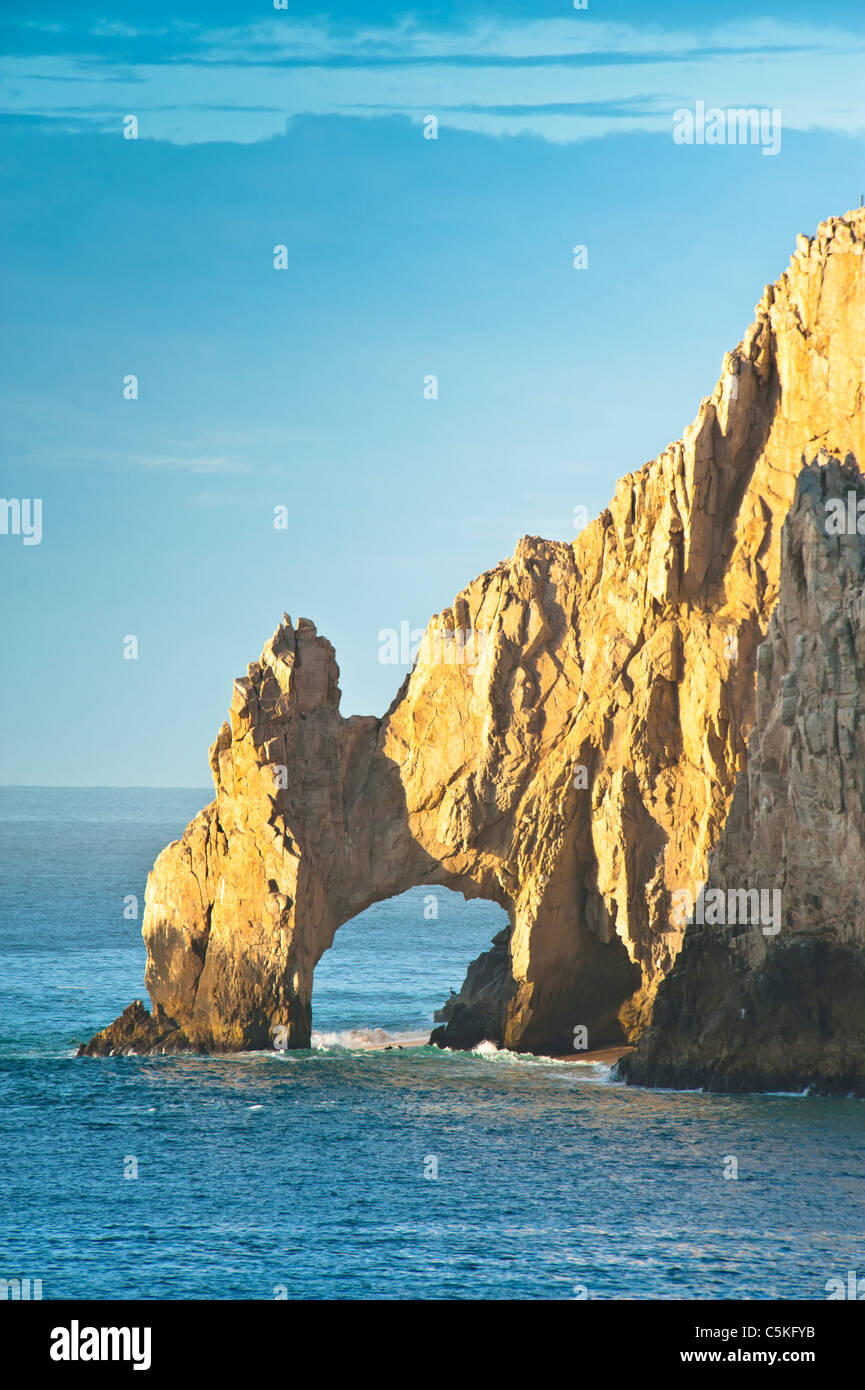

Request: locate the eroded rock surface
(83, 209), (865, 1058)
(620, 458), (865, 1095)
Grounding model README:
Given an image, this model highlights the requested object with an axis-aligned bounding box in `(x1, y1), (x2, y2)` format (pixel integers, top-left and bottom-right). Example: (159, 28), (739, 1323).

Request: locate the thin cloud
(8, 447), (248, 476)
(1, 15), (864, 145)
(134, 453), (248, 475)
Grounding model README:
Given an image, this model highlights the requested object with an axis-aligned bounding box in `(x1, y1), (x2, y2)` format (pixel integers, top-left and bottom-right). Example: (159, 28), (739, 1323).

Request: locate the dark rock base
(618, 938), (865, 1097)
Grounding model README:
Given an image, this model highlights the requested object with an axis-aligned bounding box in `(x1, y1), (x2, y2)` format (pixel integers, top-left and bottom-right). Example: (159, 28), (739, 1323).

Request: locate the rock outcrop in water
(81, 999), (191, 1056)
(81, 209), (865, 1060)
(620, 457), (865, 1095)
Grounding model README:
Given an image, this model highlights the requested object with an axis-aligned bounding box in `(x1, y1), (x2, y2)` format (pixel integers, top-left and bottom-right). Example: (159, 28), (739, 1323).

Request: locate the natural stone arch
(81, 209), (865, 1059)
(137, 581), (647, 1057)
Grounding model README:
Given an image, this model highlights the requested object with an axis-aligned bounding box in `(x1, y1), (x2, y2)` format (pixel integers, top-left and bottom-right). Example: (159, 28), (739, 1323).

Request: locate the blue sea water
(1, 787), (863, 1301)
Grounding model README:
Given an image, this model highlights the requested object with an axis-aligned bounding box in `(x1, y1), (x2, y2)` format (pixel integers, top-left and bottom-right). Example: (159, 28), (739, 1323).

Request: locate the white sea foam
(463, 1041), (622, 1085)
(310, 1026), (429, 1051)
(469, 1040), (581, 1069)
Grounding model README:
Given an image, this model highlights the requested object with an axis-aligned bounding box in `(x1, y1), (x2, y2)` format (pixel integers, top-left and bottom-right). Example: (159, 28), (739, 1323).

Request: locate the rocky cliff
(620, 456), (865, 1095)
(81, 209), (865, 1059)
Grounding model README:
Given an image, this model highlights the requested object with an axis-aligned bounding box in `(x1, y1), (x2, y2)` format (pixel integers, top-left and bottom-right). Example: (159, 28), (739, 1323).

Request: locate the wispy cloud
(1, 15), (864, 145)
(133, 452), (248, 475)
(7, 446), (249, 475)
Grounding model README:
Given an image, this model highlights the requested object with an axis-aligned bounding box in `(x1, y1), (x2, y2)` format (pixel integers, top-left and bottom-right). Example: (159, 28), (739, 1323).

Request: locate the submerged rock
(82, 209), (865, 1064)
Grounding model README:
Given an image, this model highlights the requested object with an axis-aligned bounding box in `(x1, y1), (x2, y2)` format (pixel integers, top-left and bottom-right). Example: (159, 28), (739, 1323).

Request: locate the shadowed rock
(77, 1000), (191, 1056)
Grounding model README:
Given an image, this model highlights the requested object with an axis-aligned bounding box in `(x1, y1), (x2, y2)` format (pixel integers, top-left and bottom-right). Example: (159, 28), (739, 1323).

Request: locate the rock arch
(81, 209), (865, 1058)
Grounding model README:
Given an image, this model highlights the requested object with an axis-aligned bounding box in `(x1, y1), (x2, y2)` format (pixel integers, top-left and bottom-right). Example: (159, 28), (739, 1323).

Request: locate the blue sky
(2, 1), (864, 785)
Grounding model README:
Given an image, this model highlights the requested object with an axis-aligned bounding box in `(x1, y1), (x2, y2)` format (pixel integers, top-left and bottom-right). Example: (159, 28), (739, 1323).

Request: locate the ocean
(1, 787), (863, 1300)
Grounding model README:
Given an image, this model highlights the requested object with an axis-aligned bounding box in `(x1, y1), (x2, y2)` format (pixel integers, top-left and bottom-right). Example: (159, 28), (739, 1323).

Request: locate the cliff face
(621, 457), (865, 1095)
(81, 209), (865, 1058)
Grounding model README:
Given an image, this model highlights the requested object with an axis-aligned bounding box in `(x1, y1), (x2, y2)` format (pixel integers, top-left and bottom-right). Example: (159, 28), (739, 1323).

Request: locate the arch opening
(310, 886), (510, 1049)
